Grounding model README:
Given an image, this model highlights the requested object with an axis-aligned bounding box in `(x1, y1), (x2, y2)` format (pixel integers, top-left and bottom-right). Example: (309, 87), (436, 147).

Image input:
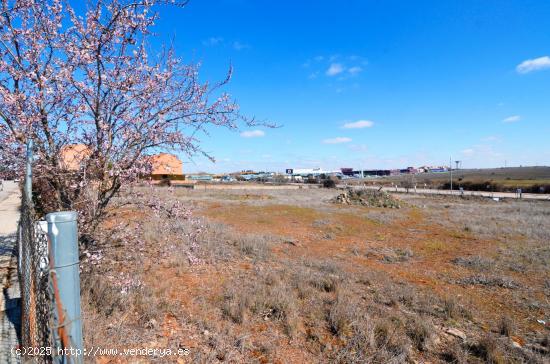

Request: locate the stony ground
(81, 186), (550, 363)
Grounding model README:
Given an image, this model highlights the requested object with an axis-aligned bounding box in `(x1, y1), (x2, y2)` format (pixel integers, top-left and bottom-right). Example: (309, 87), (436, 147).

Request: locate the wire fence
(18, 190), (54, 363)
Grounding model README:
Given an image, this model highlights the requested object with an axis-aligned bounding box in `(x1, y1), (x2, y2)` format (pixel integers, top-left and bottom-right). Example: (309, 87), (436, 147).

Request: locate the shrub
(452, 256), (494, 271)
(406, 317), (432, 351)
(440, 342), (469, 364)
(458, 275), (519, 289)
(498, 316), (514, 337)
(236, 234), (271, 260)
(470, 335), (505, 364)
(441, 296), (471, 320)
(373, 319), (410, 360)
(221, 288), (250, 324)
(81, 273), (124, 317)
(322, 178), (336, 188)
(328, 293), (354, 337)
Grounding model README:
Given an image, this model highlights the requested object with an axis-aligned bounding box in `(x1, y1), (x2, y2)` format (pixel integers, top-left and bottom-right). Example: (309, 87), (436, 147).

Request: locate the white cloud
(481, 135), (500, 142)
(348, 66), (362, 75)
(233, 41), (250, 50)
(343, 120), (374, 129)
(308, 71), (319, 79)
(240, 130), (265, 138)
(516, 56), (550, 74)
(323, 137), (352, 144)
(461, 145), (502, 159)
(349, 144), (368, 152)
(461, 148), (475, 156)
(326, 63), (345, 76)
(202, 37), (223, 46)
(502, 115), (521, 123)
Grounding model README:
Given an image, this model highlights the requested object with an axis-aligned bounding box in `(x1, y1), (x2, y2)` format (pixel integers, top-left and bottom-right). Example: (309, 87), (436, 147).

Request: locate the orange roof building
(60, 144), (91, 171)
(60, 147), (184, 181)
(149, 153), (183, 176)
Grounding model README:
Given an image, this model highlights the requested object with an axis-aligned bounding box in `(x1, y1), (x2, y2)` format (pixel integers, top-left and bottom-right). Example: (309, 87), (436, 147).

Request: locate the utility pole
(449, 156), (453, 193)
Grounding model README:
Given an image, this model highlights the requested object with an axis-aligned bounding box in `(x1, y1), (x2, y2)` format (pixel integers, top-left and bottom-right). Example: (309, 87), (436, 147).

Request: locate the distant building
(287, 168), (333, 176)
(147, 153), (184, 183)
(187, 174), (213, 181)
(60, 144), (90, 171)
(220, 175), (236, 182)
(399, 167), (418, 174)
(362, 170), (391, 177)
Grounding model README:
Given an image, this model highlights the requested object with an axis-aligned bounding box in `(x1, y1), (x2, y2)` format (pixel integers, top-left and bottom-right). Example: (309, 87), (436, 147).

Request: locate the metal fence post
(25, 138), (33, 201)
(20, 139), (33, 275)
(46, 211), (83, 363)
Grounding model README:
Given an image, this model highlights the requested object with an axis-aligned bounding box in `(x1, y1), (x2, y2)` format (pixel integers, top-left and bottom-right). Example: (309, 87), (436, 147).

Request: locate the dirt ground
(81, 187), (550, 363)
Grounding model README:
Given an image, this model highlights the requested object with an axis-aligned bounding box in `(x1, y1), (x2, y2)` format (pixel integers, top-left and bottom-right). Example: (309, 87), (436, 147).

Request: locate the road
(0, 181), (21, 363)
(340, 184), (550, 201)
(0, 181), (21, 234)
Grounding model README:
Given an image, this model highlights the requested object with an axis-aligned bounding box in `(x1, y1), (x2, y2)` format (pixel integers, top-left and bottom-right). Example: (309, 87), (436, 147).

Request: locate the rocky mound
(333, 188), (401, 208)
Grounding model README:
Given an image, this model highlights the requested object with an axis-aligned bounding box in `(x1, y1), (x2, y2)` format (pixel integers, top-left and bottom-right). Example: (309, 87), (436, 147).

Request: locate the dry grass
(80, 187), (550, 363)
(498, 315), (514, 337)
(403, 194), (550, 244)
(452, 255), (494, 271)
(457, 274), (519, 289)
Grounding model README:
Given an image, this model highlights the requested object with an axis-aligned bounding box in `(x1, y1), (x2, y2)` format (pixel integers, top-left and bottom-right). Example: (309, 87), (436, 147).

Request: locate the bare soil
(81, 187), (550, 363)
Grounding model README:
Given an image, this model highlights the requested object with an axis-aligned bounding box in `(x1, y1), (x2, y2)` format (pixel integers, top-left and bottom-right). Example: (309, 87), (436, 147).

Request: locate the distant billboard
(286, 169), (293, 174)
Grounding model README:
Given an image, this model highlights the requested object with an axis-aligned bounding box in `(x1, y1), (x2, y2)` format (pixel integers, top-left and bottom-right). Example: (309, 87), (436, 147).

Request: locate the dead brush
(440, 341), (469, 364)
(498, 315), (514, 337)
(441, 296), (472, 320)
(469, 335), (505, 364)
(452, 255), (494, 271)
(458, 274), (519, 289)
(130, 284), (176, 326)
(309, 271), (340, 292)
(236, 234), (272, 260)
(220, 270), (300, 338)
(81, 273), (124, 317)
(373, 318), (410, 362)
(289, 266), (315, 299)
(409, 196), (550, 248)
(443, 296), (459, 319)
(406, 316), (433, 351)
(381, 247), (414, 263)
(330, 316), (376, 363)
(193, 221), (235, 262)
(327, 290), (355, 337)
(304, 259), (345, 292)
(221, 286), (252, 324)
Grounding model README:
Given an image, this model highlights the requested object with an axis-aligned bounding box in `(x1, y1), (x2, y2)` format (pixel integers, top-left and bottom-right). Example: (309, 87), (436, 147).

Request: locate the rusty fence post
(47, 211), (83, 363)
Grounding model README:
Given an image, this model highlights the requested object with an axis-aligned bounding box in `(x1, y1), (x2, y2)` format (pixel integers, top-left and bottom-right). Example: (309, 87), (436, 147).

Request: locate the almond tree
(0, 0), (256, 235)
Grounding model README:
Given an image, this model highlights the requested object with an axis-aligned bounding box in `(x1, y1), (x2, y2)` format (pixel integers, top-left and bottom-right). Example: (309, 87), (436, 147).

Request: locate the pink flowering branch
(0, 0), (270, 237)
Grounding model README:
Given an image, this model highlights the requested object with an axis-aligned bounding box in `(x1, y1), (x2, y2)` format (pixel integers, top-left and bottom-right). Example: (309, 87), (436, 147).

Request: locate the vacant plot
(81, 186), (550, 363)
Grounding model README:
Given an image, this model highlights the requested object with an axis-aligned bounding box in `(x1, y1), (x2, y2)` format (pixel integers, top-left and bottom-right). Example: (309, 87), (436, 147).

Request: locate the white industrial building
(285, 168), (339, 176)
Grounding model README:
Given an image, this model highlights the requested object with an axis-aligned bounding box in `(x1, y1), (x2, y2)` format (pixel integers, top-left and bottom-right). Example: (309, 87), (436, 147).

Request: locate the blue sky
(152, 0), (550, 173)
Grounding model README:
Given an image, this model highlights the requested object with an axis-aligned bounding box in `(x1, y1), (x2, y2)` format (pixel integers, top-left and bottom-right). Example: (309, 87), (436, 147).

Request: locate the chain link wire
(18, 192), (54, 363)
